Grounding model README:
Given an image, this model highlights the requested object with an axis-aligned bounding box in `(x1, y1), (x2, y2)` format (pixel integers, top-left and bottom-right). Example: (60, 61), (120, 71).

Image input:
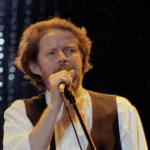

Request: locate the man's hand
(48, 69), (75, 108)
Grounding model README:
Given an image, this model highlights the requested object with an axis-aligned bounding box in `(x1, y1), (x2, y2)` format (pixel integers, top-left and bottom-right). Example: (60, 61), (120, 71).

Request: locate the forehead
(39, 29), (79, 48)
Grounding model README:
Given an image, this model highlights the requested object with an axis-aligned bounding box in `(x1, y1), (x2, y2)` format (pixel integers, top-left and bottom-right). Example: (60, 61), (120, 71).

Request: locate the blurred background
(0, 0), (150, 149)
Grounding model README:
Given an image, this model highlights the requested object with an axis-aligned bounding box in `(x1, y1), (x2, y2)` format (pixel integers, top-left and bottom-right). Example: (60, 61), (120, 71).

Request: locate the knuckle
(62, 70), (68, 74)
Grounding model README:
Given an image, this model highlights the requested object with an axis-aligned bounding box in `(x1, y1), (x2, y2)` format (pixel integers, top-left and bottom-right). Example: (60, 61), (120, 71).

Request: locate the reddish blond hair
(14, 17), (93, 89)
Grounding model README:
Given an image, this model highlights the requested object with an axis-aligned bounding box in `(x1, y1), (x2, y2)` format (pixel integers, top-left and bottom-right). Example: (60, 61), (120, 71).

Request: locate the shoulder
(115, 96), (148, 149)
(4, 99), (27, 121)
(87, 90), (117, 100)
(116, 95), (140, 132)
(87, 90), (138, 114)
(4, 94), (41, 117)
(87, 90), (133, 107)
(3, 99), (34, 133)
(87, 90), (118, 115)
(87, 90), (117, 109)
(116, 95), (135, 114)
(5, 100), (25, 113)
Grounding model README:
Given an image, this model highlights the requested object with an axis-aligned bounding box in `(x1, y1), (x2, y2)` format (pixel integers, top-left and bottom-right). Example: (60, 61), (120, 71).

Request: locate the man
(3, 17), (148, 150)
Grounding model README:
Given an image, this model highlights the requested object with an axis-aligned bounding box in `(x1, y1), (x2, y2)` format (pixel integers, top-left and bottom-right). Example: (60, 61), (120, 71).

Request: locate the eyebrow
(63, 45), (76, 49)
(43, 48), (57, 53)
(43, 42), (78, 52)
(63, 43), (78, 49)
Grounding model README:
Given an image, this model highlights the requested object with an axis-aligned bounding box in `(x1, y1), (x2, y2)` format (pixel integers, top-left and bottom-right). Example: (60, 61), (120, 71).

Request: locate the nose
(58, 50), (68, 64)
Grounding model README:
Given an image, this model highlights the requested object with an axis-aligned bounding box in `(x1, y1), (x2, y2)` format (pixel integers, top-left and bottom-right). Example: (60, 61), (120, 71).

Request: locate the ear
(28, 62), (41, 76)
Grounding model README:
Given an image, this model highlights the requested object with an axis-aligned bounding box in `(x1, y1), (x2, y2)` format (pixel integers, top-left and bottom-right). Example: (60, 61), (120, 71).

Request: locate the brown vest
(24, 90), (122, 150)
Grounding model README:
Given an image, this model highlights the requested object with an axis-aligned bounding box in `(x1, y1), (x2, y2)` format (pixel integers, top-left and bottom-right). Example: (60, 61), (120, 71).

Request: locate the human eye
(64, 47), (76, 56)
(48, 51), (55, 55)
(46, 49), (56, 55)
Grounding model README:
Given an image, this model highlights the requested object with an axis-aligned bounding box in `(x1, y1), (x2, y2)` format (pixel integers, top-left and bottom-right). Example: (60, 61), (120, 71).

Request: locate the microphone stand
(64, 89), (97, 150)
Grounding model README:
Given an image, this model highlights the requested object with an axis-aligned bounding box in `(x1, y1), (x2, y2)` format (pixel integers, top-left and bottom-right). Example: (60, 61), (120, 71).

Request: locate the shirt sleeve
(116, 96), (148, 150)
(3, 100), (33, 150)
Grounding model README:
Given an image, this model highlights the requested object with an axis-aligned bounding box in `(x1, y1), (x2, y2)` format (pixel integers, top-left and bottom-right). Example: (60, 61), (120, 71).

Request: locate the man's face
(31, 29), (83, 91)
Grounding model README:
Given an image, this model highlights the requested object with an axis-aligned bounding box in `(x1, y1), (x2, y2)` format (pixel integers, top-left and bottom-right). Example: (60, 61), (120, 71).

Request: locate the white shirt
(3, 90), (148, 150)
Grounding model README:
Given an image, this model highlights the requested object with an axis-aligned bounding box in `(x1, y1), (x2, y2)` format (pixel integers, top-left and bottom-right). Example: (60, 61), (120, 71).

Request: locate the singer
(3, 17), (148, 150)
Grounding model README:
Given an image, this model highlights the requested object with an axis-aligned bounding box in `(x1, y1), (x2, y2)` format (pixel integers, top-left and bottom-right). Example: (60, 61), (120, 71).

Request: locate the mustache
(55, 63), (73, 73)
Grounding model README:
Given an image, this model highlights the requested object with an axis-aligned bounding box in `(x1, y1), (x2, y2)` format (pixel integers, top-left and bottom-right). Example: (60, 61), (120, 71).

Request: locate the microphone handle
(59, 83), (65, 93)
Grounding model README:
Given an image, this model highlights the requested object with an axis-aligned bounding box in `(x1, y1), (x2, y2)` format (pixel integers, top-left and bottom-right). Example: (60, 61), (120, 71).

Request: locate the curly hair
(14, 17), (93, 90)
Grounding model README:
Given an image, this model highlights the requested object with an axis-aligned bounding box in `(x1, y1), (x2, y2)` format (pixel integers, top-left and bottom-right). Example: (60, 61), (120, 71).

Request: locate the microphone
(59, 83), (75, 105)
(59, 83), (66, 93)
(59, 69), (75, 93)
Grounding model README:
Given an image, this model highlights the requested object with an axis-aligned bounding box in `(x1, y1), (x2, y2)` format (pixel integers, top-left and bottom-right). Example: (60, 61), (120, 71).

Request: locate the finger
(50, 72), (72, 84)
(50, 76), (71, 90)
(50, 70), (73, 82)
(69, 70), (75, 80)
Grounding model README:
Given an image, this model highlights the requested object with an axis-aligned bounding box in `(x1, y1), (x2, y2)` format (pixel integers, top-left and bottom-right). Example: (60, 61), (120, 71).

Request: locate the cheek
(77, 55), (83, 68)
(71, 56), (83, 73)
(38, 60), (54, 77)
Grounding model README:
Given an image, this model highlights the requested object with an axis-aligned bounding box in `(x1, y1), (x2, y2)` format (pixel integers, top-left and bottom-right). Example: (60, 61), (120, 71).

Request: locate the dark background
(0, 0), (150, 149)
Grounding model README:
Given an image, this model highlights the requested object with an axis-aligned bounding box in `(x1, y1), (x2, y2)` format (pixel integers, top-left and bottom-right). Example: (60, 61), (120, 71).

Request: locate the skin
(28, 28), (86, 150)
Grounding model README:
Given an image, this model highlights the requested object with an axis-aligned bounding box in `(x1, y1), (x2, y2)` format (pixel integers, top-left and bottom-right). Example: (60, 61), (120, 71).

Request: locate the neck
(72, 85), (85, 99)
